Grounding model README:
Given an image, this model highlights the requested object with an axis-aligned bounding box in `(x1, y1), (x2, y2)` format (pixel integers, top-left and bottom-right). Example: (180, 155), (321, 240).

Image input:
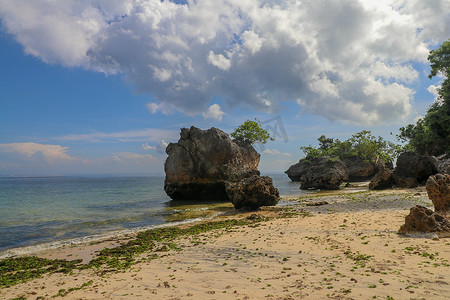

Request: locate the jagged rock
(225, 175), (280, 210)
(164, 126), (279, 209)
(285, 159), (309, 182)
(286, 156), (348, 190)
(436, 154), (450, 175)
(426, 174), (450, 215)
(393, 152), (439, 188)
(399, 205), (450, 237)
(369, 166), (394, 190)
(341, 156), (378, 180)
(164, 126), (260, 201)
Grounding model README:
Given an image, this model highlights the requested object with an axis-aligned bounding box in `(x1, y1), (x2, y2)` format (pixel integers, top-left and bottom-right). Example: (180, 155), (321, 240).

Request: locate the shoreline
(2, 187), (450, 299)
(0, 184), (375, 260)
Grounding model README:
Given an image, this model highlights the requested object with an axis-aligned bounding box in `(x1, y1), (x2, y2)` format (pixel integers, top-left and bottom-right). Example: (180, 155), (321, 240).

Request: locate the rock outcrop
(393, 152), (438, 188)
(286, 156), (348, 190)
(341, 156), (378, 181)
(164, 126), (279, 209)
(399, 173), (450, 237)
(399, 205), (450, 237)
(369, 166), (395, 190)
(436, 154), (450, 175)
(426, 174), (450, 216)
(225, 175), (280, 210)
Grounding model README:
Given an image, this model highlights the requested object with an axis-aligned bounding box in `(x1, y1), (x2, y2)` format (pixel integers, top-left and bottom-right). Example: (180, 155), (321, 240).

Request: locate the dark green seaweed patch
(87, 218), (259, 272)
(0, 256), (81, 288)
(1, 217), (267, 288)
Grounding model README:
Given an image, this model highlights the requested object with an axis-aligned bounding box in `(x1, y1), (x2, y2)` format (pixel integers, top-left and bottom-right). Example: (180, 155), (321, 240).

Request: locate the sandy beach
(1, 187), (450, 300)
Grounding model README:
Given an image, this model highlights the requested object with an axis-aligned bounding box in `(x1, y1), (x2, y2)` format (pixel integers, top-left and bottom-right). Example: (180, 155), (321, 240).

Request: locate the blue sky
(0, 0), (448, 176)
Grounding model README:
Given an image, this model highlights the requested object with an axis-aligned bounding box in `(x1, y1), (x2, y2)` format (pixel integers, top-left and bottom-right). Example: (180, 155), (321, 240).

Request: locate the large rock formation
(399, 205), (450, 237)
(286, 156), (348, 190)
(399, 173), (450, 237)
(164, 126), (279, 209)
(426, 174), (450, 216)
(341, 156), (378, 181)
(393, 152), (438, 188)
(225, 175), (280, 210)
(369, 166), (395, 190)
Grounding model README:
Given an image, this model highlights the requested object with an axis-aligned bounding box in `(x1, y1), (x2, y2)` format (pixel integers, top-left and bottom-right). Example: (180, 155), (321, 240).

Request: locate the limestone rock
(285, 159), (309, 182)
(225, 175), (280, 210)
(164, 126), (260, 201)
(286, 156), (348, 190)
(399, 205), (450, 236)
(369, 167), (394, 190)
(426, 174), (450, 216)
(164, 126), (279, 209)
(341, 156), (378, 180)
(393, 152), (438, 188)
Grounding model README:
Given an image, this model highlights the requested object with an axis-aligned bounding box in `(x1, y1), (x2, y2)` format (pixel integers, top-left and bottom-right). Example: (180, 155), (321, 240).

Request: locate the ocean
(0, 174), (305, 257)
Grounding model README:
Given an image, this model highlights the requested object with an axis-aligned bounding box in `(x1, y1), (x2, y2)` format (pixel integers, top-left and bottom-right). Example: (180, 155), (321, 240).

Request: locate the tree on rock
(398, 39), (450, 155)
(231, 119), (274, 144)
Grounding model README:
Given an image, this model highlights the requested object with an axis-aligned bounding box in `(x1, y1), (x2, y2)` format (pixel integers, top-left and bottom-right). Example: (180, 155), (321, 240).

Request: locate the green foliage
(398, 39), (450, 155)
(231, 119), (274, 144)
(301, 131), (402, 163)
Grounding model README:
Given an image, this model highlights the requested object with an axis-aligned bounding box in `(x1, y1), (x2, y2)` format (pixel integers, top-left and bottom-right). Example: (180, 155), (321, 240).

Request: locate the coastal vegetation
(230, 119), (274, 144)
(300, 130), (402, 163)
(398, 39), (450, 155)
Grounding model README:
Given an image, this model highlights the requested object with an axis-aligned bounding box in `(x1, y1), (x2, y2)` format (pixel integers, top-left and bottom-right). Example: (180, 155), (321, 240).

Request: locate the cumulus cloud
(262, 148), (291, 156)
(1, 0), (449, 124)
(202, 104), (224, 121)
(142, 143), (156, 151)
(142, 140), (168, 154)
(427, 84), (442, 104)
(0, 142), (75, 164)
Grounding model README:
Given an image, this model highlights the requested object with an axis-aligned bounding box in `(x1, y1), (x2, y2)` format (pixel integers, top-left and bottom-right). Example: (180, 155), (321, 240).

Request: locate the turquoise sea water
(0, 174), (303, 256)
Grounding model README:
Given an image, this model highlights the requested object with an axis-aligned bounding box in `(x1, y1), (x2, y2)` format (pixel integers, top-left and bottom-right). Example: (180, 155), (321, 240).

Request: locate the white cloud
(142, 140), (169, 154)
(157, 140), (169, 154)
(202, 104), (224, 121)
(110, 152), (157, 165)
(1, 0), (449, 124)
(207, 51), (231, 71)
(142, 143), (156, 151)
(53, 128), (178, 143)
(427, 84), (442, 104)
(262, 148), (291, 157)
(0, 142), (75, 164)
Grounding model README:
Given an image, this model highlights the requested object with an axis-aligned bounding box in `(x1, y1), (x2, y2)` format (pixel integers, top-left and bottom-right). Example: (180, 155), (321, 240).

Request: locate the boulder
(399, 205), (450, 236)
(225, 175), (280, 209)
(164, 126), (279, 209)
(164, 126), (260, 201)
(369, 166), (394, 190)
(286, 156), (348, 190)
(393, 152), (439, 188)
(426, 174), (450, 216)
(341, 156), (378, 180)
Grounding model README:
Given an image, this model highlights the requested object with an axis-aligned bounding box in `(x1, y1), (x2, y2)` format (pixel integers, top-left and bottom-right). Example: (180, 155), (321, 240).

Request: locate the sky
(0, 0), (449, 176)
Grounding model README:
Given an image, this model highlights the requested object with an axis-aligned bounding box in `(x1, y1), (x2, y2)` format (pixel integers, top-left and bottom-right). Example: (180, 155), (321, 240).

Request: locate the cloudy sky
(0, 0), (449, 175)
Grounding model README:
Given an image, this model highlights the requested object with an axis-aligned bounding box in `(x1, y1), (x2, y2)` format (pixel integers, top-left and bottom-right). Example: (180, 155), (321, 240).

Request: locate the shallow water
(0, 173), (304, 255)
